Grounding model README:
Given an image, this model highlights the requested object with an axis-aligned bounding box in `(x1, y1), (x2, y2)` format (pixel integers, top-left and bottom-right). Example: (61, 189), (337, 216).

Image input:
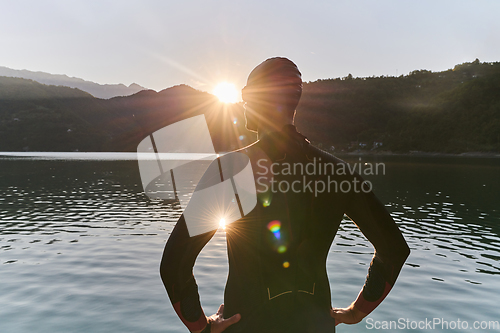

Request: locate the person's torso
(222, 127), (354, 332)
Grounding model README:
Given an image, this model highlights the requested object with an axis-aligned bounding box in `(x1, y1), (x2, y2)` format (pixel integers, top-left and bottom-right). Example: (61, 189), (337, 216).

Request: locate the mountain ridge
(1, 59), (499, 153)
(0, 66), (146, 99)
(0, 76), (251, 152)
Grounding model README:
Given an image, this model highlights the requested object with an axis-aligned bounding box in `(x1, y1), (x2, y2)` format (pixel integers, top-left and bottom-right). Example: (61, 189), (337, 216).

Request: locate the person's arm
(160, 214), (241, 333)
(332, 178), (410, 324)
(160, 214), (215, 332)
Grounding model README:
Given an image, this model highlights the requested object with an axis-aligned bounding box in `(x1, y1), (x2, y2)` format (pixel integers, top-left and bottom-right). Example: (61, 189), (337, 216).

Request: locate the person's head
(242, 57), (302, 133)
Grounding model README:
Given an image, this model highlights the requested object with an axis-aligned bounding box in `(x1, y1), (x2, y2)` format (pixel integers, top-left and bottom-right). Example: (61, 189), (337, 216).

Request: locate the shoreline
(334, 151), (500, 158)
(1, 150), (500, 159)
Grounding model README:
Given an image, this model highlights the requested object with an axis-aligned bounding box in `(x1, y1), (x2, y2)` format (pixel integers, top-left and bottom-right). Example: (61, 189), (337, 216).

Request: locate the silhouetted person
(160, 57), (410, 332)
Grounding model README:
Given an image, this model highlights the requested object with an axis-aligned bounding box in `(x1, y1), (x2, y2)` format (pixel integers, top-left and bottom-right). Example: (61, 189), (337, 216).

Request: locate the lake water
(0, 153), (499, 332)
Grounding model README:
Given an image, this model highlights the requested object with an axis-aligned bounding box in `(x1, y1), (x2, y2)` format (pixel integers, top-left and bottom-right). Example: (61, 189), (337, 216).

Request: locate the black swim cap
(242, 57), (302, 107)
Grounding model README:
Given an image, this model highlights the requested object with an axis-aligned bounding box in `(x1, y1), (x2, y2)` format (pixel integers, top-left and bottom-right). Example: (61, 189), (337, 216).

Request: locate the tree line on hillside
(296, 59), (500, 153)
(1, 59), (499, 153)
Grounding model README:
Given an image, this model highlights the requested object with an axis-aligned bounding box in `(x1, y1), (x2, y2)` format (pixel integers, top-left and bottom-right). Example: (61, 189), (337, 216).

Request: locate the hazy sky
(1, 0), (499, 96)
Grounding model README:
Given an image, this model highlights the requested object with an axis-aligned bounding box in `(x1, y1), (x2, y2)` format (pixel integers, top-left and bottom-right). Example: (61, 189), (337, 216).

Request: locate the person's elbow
(402, 241), (411, 260)
(397, 238), (411, 264)
(159, 249), (174, 284)
(384, 235), (410, 266)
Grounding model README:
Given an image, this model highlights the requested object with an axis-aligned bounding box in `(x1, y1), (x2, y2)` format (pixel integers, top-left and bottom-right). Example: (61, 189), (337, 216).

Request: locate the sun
(213, 82), (239, 103)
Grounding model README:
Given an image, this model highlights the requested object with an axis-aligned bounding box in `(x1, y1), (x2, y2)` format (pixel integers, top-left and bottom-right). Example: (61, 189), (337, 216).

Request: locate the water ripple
(1, 156), (499, 332)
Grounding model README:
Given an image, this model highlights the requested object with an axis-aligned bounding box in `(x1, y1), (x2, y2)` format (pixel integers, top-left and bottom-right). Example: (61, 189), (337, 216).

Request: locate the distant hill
(296, 59), (500, 153)
(0, 77), (254, 152)
(0, 66), (145, 99)
(1, 59), (499, 153)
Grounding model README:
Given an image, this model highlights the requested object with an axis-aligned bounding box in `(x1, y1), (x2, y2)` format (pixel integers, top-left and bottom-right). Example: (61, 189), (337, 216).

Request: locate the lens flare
(219, 218), (226, 229)
(213, 82), (239, 103)
(267, 220), (287, 251)
(267, 220), (282, 240)
(283, 261), (290, 268)
(267, 220), (281, 233)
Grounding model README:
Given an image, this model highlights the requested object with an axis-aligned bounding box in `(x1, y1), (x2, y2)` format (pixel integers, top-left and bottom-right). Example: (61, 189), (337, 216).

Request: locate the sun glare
(213, 82), (238, 103)
(219, 218), (226, 230)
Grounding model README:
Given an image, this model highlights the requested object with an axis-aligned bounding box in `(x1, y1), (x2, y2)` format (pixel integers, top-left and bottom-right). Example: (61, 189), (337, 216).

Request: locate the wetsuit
(160, 125), (410, 332)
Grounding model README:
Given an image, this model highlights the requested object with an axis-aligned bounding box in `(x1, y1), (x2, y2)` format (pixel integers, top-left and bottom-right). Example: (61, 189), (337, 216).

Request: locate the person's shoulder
(306, 144), (348, 166)
(229, 140), (267, 162)
(231, 140), (259, 154)
(305, 145), (366, 184)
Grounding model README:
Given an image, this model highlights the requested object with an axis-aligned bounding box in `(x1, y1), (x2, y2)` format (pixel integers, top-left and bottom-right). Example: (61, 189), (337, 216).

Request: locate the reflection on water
(329, 156), (500, 332)
(0, 154), (499, 332)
